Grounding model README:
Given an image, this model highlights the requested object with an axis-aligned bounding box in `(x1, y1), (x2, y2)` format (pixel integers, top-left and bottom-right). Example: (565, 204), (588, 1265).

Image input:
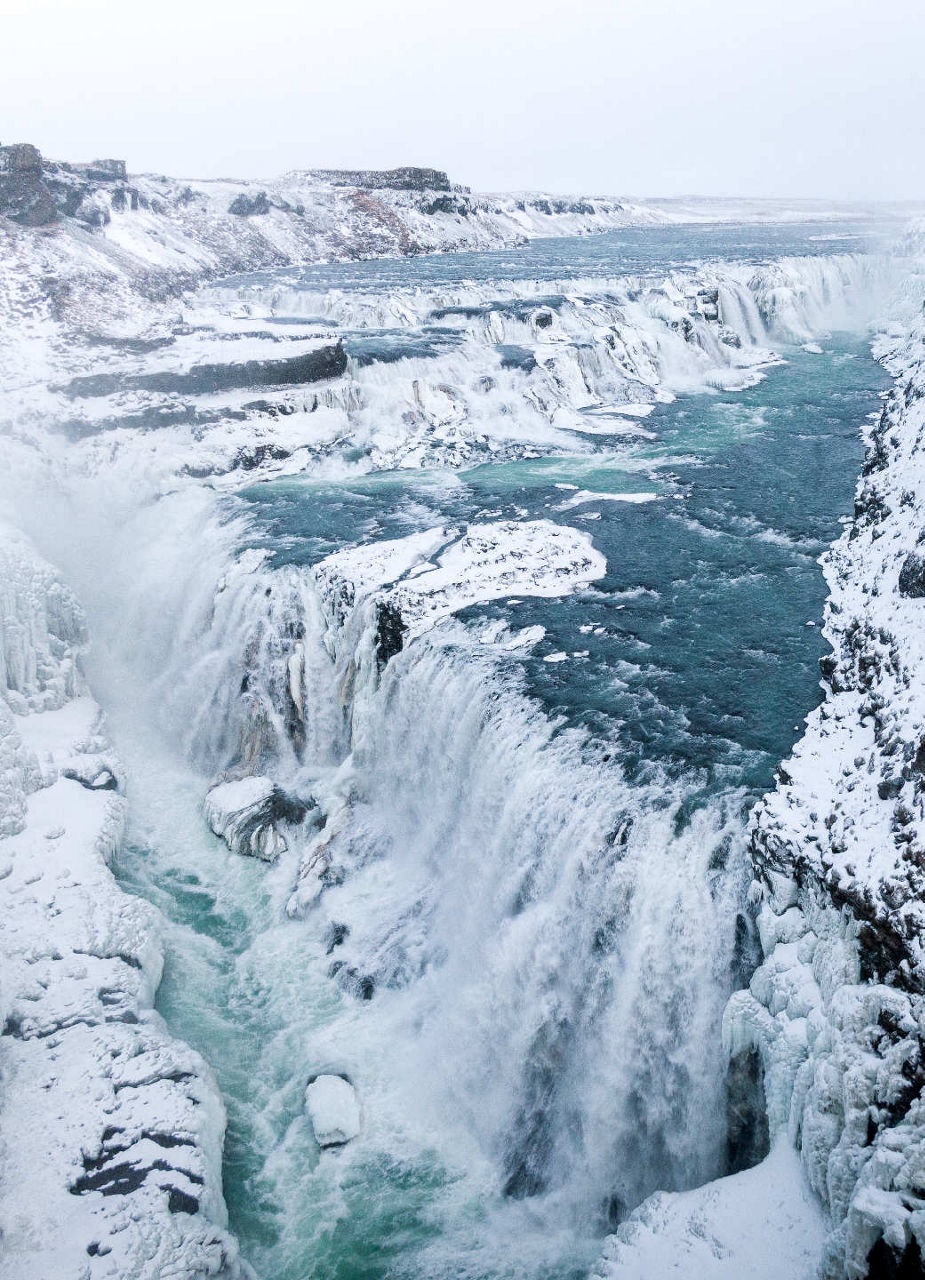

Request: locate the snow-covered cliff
(721, 285), (925, 1276)
(0, 525), (249, 1279)
(0, 144), (672, 343)
(594, 249), (925, 1279)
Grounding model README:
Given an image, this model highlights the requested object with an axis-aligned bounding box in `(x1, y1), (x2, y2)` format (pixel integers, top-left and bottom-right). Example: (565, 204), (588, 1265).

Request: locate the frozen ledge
(314, 518), (606, 640)
(594, 1142), (826, 1280)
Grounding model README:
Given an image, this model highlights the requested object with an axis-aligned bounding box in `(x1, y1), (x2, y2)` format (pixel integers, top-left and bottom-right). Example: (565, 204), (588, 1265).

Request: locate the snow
(594, 1142), (826, 1280)
(304, 1075), (362, 1147)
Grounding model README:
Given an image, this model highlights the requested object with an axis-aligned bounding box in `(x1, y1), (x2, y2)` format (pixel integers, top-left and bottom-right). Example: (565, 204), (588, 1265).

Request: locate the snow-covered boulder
(204, 775), (307, 861)
(305, 1075), (361, 1147)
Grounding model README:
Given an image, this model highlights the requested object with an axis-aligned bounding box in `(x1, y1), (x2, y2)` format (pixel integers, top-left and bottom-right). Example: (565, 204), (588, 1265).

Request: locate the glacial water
(86, 226), (892, 1280)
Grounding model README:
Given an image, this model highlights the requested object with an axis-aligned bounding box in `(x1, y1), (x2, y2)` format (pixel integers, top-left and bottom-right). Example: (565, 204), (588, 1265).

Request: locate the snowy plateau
(1, 146), (925, 1279)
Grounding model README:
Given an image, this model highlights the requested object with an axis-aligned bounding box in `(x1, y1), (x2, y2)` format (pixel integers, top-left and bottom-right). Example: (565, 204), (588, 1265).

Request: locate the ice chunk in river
(305, 1075), (362, 1147)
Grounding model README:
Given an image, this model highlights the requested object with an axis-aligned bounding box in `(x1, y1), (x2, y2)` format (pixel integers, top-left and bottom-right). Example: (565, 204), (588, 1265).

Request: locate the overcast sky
(2, 0), (923, 200)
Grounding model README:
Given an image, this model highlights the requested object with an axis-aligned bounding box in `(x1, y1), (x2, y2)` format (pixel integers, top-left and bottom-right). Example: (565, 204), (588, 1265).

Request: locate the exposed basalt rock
(309, 166), (451, 191)
(725, 1047), (770, 1174)
(697, 288), (721, 321)
(374, 601), (408, 669)
(898, 551), (925, 598)
(527, 196), (598, 216)
(228, 190), (271, 217)
(1, 144), (137, 229)
(0, 142), (58, 226)
(68, 158), (128, 183)
(59, 341), (348, 398)
(421, 193), (470, 215)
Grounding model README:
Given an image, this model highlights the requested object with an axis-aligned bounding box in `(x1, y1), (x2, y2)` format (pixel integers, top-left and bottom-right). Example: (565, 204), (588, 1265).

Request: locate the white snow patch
(305, 1075), (362, 1147)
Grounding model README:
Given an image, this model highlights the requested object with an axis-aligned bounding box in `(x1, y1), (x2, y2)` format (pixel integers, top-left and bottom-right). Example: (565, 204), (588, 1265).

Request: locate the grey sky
(2, 0), (923, 199)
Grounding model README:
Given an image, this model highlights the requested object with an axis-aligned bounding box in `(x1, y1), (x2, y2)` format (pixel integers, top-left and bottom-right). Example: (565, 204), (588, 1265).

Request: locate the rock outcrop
(307, 166), (451, 191)
(205, 775), (308, 861)
(0, 143), (57, 227)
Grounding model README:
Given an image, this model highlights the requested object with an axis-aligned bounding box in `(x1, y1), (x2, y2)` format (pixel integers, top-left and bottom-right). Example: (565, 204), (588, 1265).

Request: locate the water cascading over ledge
(88, 494), (757, 1219)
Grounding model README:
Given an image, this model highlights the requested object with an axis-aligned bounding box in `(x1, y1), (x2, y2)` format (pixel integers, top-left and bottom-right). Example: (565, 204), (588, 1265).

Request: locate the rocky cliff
(721, 256), (925, 1277)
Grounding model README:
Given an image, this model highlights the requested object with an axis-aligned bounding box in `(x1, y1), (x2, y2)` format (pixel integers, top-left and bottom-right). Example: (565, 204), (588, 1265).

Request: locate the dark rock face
(228, 190), (271, 217)
(523, 196), (599, 216)
(725, 1048), (770, 1174)
(421, 193), (469, 215)
(898, 551), (925, 598)
(60, 342), (348, 399)
(375, 602), (407, 668)
(69, 159), (127, 183)
(0, 143), (58, 226)
(310, 167), (451, 192)
(0, 145), (132, 228)
(865, 1234), (923, 1279)
(697, 288), (720, 321)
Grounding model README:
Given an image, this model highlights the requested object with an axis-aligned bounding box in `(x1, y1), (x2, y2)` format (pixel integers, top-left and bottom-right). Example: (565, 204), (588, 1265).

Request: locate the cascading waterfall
(46, 481), (754, 1276)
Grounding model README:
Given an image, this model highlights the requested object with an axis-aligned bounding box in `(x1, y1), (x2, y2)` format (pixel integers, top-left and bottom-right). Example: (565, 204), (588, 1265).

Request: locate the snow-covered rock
(315, 518), (607, 642)
(204, 774), (307, 861)
(304, 1075), (362, 1148)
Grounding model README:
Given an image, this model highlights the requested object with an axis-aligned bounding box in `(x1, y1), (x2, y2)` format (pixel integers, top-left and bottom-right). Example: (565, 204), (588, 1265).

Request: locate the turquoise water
(105, 231), (891, 1280)
(241, 336), (886, 786)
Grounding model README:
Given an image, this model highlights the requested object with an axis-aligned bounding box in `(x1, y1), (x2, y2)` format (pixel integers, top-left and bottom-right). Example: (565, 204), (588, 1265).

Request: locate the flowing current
(40, 222), (895, 1278)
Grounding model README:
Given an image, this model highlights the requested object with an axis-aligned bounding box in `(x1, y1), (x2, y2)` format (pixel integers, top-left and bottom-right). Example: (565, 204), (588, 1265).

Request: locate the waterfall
(0, 235), (900, 1278)
(36, 478), (753, 1274)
